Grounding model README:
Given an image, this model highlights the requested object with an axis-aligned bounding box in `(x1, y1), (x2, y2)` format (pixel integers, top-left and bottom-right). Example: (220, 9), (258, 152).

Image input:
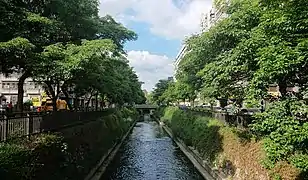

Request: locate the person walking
(5, 102), (9, 113)
(8, 102), (13, 113)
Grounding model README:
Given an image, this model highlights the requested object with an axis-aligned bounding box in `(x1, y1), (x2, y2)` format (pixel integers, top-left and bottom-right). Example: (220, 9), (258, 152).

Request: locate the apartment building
(0, 73), (44, 105)
(174, 6), (227, 76)
(173, 4), (228, 106)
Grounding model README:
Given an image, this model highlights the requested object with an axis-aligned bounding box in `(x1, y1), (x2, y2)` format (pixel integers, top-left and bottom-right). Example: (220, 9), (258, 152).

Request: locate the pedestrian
(8, 101), (13, 113)
(5, 102), (9, 113)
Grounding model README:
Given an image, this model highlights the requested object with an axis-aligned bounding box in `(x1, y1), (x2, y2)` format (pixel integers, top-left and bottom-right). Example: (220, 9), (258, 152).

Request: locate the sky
(99, 0), (212, 91)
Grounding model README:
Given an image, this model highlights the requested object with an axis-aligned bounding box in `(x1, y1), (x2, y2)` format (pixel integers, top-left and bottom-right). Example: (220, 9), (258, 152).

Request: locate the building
(174, 45), (188, 76)
(173, 3), (228, 106)
(142, 89), (148, 96)
(0, 73), (44, 105)
(174, 5), (227, 76)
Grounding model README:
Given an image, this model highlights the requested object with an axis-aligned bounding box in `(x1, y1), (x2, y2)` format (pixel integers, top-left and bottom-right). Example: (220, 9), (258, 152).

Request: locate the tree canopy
(0, 0), (144, 110)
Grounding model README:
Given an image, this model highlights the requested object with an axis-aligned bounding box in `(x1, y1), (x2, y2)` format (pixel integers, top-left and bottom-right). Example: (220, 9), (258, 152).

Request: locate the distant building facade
(142, 89), (148, 96)
(0, 73), (44, 105)
(173, 3), (228, 106)
(174, 5), (228, 77)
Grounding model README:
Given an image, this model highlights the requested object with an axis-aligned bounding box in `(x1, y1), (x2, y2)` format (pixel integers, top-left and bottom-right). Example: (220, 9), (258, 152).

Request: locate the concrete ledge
(85, 120), (137, 180)
(160, 121), (225, 180)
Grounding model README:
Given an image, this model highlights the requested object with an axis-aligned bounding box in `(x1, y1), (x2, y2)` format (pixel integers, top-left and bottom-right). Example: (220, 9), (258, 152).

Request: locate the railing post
(39, 112), (43, 133)
(5, 116), (8, 141)
(28, 113), (33, 136)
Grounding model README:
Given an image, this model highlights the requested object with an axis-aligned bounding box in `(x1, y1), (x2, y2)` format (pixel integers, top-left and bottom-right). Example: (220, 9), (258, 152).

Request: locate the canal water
(101, 121), (204, 180)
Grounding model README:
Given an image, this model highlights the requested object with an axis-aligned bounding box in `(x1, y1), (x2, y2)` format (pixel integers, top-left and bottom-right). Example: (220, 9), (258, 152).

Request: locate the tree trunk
(95, 93), (98, 111)
(74, 98), (78, 111)
(85, 90), (95, 109)
(17, 72), (30, 112)
(191, 96), (196, 107)
(45, 81), (58, 112)
(278, 81), (288, 99)
(219, 98), (228, 108)
(62, 90), (73, 111)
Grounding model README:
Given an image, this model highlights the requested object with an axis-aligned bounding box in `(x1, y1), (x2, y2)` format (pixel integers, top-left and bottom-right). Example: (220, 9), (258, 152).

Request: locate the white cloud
(127, 51), (174, 91)
(99, 0), (212, 91)
(99, 0), (212, 39)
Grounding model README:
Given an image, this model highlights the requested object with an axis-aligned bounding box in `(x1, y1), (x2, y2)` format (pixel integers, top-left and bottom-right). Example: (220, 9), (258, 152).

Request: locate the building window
(2, 83), (9, 89)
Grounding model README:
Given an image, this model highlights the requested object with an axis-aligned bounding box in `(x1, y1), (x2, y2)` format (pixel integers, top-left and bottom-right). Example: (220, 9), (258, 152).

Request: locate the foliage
(162, 107), (223, 163)
(0, 109), (136, 179)
(59, 109), (134, 179)
(96, 15), (137, 51)
(152, 79), (174, 105)
(162, 107), (301, 179)
(153, 0), (308, 177)
(120, 107), (139, 119)
(0, 37), (35, 74)
(23, 99), (33, 106)
(251, 99), (308, 176)
(0, 0), (142, 111)
(0, 133), (65, 179)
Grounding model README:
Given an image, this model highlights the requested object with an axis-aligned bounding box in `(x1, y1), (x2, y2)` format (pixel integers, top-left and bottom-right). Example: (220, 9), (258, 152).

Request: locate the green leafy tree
(171, 0), (308, 177)
(0, 0), (138, 111)
(0, 0), (101, 110)
(152, 79), (173, 105)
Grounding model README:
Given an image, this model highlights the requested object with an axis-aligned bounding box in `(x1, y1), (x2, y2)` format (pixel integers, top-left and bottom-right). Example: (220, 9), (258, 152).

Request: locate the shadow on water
(100, 119), (205, 180)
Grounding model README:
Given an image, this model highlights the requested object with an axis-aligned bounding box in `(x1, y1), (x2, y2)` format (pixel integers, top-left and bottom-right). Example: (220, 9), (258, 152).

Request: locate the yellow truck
(41, 97), (69, 111)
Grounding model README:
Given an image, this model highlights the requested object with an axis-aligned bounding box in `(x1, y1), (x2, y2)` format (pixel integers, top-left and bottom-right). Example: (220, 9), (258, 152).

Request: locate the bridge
(134, 104), (158, 118)
(134, 104), (158, 109)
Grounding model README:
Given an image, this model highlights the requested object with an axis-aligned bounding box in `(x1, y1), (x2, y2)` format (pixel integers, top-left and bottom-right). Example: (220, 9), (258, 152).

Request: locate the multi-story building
(174, 45), (188, 77)
(173, 4), (228, 106)
(0, 73), (44, 105)
(174, 5), (227, 76)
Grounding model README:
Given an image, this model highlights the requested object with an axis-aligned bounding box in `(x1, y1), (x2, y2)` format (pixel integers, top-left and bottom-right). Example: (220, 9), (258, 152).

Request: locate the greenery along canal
(101, 121), (204, 180)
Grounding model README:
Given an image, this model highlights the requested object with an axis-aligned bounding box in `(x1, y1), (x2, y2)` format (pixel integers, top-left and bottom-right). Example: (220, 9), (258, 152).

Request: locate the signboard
(268, 91), (279, 97)
(41, 91), (47, 98)
(32, 97), (41, 107)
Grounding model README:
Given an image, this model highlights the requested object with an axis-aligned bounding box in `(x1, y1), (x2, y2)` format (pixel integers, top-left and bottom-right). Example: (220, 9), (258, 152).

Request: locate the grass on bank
(160, 106), (301, 180)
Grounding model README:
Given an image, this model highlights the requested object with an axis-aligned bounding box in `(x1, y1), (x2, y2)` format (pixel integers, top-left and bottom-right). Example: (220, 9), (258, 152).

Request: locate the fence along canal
(0, 108), (111, 141)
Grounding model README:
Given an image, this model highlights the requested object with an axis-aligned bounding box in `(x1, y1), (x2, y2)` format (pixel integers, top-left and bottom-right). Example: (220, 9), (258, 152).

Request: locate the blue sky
(124, 22), (181, 58)
(99, 0), (212, 91)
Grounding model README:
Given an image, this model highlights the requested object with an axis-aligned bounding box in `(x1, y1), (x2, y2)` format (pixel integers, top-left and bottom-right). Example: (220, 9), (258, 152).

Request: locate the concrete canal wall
(85, 119), (137, 180)
(160, 122), (218, 180)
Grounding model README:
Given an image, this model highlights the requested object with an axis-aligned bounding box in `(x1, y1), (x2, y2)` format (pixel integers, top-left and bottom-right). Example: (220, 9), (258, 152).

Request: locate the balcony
(25, 89), (42, 95)
(0, 89), (18, 95)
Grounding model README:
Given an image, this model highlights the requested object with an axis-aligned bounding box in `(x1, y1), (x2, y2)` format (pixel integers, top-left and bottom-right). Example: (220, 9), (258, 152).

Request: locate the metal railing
(0, 108), (113, 141)
(185, 107), (254, 128)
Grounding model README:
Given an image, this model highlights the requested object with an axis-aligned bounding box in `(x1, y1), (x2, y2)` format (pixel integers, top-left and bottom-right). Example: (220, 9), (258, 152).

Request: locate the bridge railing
(134, 104), (158, 109)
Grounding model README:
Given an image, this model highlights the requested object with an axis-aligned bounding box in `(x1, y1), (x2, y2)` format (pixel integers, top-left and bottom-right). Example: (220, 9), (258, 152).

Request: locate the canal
(101, 121), (205, 180)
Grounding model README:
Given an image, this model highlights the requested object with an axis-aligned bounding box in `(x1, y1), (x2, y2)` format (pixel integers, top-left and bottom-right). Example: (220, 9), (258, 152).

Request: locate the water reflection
(101, 121), (204, 180)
